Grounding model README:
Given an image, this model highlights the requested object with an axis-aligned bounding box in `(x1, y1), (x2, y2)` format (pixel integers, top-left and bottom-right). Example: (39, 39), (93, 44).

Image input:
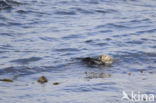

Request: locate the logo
(121, 91), (155, 102)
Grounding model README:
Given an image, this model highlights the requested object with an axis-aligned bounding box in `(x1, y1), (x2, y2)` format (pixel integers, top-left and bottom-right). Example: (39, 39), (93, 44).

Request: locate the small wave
(16, 9), (48, 15)
(5, 0), (22, 5)
(16, 9), (28, 13)
(0, 33), (13, 36)
(40, 37), (57, 42)
(62, 34), (83, 40)
(126, 40), (143, 45)
(112, 51), (156, 66)
(0, 66), (35, 75)
(71, 7), (94, 14)
(95, 42), (108, 46)
(82, 0), (99, 4)
(95, 9), (117, 14)
(95, 23), (129, 29)
(0, 0), (22, 10)
(0, 0), (11, 9)
(106, 23), (129, 28)
(0, 44), (13, 52)
(130, 18), (150, 23)
(55, 48), (80, 52)
(10, 57), (42, 64)
(99, 30), (112, 33)
(136, 28), (156, 34)
(85, 39), (108, 46)
(54, 10), (76, 15)
(0, 65), (51, 76)
(63, 82), (118, 93)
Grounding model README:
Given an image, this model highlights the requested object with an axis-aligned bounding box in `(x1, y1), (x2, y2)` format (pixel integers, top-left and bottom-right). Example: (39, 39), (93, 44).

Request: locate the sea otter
(82, 54), (113, 66)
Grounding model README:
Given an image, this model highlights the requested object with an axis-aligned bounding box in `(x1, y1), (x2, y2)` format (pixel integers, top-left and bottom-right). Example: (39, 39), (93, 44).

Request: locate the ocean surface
(0, 0), (156, 103)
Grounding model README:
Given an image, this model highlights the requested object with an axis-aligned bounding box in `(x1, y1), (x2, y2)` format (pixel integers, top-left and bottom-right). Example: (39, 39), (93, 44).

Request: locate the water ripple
(55, 48), (80, 52)
(71, 7), (94, 14)
(95, 9), (118, 14)
(54, 10), (76, 15)
(10, 57), (42, 64)
(136, 28), (156, 34)
(0, 0), (22, 10)
(0, 0), (11, 10)
(63, 82), (118, 93)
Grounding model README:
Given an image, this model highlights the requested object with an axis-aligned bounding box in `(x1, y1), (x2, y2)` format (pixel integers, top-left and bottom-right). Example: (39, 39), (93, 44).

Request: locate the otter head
(99, 55), (113, 65)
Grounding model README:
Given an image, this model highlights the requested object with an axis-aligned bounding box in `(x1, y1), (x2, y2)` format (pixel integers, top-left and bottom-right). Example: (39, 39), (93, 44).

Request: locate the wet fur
(82, 57), (105, 65)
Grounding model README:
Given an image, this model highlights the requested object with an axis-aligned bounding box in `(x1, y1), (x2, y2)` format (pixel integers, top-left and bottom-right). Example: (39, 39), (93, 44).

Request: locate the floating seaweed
(0, 78), (13, 82)
(37, 76), (48, 84)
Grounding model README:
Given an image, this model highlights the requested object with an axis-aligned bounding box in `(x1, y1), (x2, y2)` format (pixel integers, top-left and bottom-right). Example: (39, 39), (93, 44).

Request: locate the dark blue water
(0, 0), (156, 103)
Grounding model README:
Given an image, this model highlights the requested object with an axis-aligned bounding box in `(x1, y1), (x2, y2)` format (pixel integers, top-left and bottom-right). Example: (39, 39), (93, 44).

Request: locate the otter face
(99, 55), (113, 65)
